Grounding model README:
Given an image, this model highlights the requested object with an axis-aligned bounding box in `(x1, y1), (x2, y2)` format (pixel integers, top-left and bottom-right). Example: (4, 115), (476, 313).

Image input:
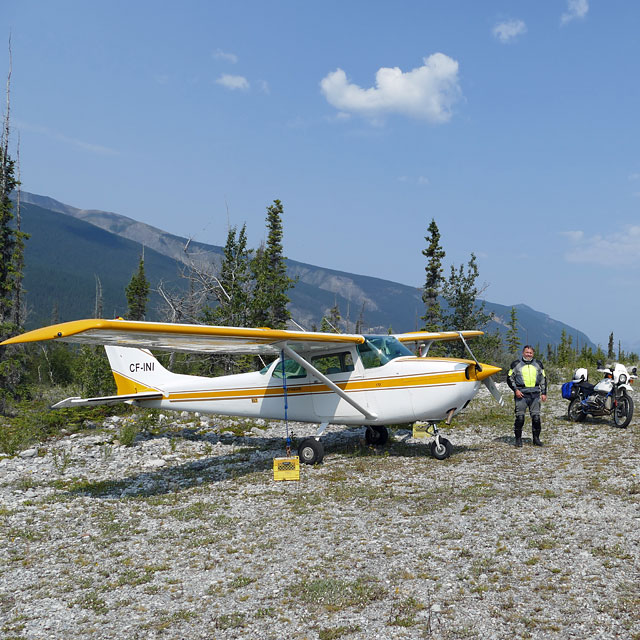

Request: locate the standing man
(507, 345), (547, 447)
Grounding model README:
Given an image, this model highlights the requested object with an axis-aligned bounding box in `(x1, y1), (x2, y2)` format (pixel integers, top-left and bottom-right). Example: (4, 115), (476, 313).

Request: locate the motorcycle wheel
(613, 393), (633, 428)
(568, 397), (587, 422)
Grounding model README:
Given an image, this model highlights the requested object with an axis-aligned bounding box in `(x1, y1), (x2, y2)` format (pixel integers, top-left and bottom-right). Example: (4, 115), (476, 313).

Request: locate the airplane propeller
(483, 376), (504, 406)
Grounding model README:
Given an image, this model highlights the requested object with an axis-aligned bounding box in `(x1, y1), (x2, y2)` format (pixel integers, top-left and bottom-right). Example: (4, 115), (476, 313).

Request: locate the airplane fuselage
(132, 354), (488, 425)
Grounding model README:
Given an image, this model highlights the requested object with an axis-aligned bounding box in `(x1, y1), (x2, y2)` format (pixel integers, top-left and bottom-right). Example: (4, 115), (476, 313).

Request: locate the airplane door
(310, 350), (367, 419)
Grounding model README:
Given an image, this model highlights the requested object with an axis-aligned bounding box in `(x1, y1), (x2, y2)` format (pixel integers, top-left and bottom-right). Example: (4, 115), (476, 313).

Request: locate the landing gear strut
(426, 409), (456, 460)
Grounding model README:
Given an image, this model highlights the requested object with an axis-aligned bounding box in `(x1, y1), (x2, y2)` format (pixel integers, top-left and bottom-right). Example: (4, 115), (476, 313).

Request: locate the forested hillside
(18, 196), (596, 351)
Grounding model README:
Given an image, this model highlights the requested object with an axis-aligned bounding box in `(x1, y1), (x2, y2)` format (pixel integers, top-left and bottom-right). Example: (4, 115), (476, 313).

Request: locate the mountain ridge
(14, 191), (596, 351)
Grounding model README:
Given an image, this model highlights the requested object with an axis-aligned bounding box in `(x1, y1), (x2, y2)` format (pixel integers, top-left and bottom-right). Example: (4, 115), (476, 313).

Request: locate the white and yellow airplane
(1, 319), (503, 463)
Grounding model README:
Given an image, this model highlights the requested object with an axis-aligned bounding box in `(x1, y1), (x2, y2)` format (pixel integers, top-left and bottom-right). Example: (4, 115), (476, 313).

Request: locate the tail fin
(105, 346), (176, 395)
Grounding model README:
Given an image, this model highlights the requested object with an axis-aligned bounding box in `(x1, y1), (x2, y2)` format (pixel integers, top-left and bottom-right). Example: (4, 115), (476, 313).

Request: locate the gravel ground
(1, 383), (639, 639)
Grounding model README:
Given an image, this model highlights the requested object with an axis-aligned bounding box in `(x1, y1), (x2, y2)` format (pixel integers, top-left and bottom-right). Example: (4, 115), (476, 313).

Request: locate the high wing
(394, 330), (484, 343)
(0, 318), (365, 355)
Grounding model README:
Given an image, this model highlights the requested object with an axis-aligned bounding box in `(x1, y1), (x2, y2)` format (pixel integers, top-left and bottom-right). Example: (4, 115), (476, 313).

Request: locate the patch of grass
(228, 575), (255, 590)
(119, 420), (140, 447)
(0, 400), (119, 455)
(318, 625), (361, 639)
(169, 501), (219, 521)
(214, 612), (246, 629)
(290, 576), (386, 612)
(527, 538), (557, 550)
(74, 591), (108, 615)
(388, 595), (424, 627)
(66, 478), (130, 497)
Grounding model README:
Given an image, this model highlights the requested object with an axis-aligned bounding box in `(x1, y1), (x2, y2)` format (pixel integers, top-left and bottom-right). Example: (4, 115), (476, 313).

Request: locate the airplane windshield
(357, 336), (413, 369)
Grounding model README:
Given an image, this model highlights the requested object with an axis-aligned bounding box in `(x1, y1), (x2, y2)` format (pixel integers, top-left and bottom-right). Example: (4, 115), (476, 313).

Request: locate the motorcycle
(563, 363), (637, 428)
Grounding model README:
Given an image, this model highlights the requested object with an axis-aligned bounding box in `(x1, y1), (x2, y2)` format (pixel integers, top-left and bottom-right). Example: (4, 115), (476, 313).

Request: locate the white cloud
(320, 53), (462, 124)
(562, 226), (640, 266)
(397, 175), (430, 185)
(16, 120), (118, 155)
(561, 0), (589, 25)
(216, 74), (249, 91)
(560, 230), (584, 242)
(492, 19), (527, 43)
(213, 48), (238, 64)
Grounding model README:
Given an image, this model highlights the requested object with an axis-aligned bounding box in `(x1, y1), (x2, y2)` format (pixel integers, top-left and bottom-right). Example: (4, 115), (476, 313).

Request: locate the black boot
(514, 416), (524, 447)
(532, 416), (543, 447)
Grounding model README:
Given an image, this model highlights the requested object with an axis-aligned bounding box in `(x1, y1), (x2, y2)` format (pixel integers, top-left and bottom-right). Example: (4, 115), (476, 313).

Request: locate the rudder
(104, 346), (175, 395)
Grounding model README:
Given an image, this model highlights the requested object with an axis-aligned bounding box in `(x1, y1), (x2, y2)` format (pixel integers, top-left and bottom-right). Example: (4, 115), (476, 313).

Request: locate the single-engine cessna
(1, 319), (503, 463)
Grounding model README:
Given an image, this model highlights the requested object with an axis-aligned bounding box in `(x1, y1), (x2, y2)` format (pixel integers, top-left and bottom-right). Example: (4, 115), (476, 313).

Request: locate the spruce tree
(250, 199), (294, 329)
(442, 253), (490, 331)
(421, 218), (445, 332)
(0, 52), (28, 411)
(506, 306), (520, 355)
(204, 224), (251, 327)
(125, 254), (150, 321)
(442, 253), (491, 357)
(0, 144), (17, 330)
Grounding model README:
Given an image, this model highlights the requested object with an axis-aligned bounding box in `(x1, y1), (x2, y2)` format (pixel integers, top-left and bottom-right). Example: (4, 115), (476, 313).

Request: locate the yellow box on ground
(273, 456), (300, 481)
(413, 423), (434, 439)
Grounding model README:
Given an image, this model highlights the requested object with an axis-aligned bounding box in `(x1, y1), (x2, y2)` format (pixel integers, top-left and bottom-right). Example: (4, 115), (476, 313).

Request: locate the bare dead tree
(0, 34), (10, 199)
(94, 275), (103, 318)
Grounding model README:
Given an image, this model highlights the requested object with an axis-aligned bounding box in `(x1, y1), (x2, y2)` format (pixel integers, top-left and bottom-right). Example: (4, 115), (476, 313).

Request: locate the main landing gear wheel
(568, 398), (587, 422)
(298, 438), (324, 465)
(430, 437), (453, 460)
(614, 393), (634, 428)
(365, 425), (389, 446)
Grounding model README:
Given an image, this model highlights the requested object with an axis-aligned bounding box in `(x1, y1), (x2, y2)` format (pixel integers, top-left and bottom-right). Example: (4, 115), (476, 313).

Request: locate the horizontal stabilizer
(51, 391), (163, 409)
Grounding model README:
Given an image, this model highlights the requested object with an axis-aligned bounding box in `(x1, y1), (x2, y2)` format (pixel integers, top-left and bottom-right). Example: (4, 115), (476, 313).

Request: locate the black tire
(298, 438), (324, 465)
(613, 393), (633, 428)
(568, 398), (587, 422)
(430, 437), (453, 460)
(365, 425), (389, 446)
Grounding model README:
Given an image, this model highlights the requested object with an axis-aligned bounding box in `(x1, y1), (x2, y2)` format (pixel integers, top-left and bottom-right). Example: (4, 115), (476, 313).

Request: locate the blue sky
(3, 1), (640, 350)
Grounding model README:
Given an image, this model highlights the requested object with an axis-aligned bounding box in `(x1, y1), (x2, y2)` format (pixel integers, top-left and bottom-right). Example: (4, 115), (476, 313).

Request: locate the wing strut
(279, 344), (378, 421)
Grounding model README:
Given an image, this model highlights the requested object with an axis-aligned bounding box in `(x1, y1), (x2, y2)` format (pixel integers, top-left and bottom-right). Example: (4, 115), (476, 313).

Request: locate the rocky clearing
(1, 382), (639, 639)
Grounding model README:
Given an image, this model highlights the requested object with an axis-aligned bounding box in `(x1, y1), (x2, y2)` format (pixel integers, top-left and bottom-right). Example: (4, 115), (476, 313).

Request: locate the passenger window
(272, 358), (307, 379)
(311, 351), (354, 376)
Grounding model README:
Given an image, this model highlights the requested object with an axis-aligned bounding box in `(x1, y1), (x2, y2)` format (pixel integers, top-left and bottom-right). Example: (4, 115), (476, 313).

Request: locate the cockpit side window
(357, 336), (413, 369)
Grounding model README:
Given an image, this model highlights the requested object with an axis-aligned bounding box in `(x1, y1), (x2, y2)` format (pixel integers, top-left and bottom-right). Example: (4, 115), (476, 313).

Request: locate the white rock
(146, 458), (167, 468)
(19, 448), (37, 458)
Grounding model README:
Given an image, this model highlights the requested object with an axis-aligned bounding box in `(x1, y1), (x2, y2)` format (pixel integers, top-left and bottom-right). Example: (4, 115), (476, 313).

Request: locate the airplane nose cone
(475, 364), (501, 381)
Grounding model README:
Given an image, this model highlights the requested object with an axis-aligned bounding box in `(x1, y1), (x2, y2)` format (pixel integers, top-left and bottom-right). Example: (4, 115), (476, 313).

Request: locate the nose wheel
(425, 411), (455, 460)
(430, 436), (453, 460)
